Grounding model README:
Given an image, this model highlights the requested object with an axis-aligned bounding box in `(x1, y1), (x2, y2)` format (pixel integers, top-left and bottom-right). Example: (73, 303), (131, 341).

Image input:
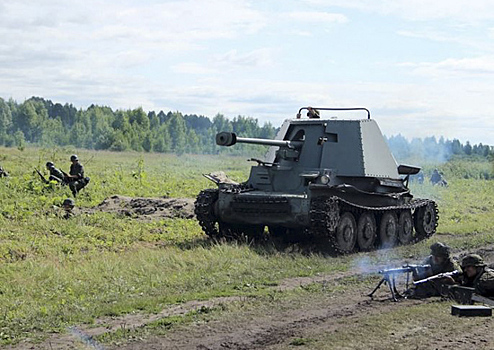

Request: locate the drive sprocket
(194, 188), (221, 238)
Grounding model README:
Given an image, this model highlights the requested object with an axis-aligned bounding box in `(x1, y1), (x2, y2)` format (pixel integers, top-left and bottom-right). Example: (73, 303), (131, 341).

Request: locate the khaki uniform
(462, 267), (494, 298)
(411, 255), (461, 298)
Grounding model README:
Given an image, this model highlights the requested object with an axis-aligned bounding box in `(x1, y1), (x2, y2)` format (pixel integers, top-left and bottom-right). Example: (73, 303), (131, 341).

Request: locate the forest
(0, 96), (492, 162)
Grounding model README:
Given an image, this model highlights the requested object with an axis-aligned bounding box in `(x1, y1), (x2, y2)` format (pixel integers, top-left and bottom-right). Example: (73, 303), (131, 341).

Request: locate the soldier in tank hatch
(307, 106), (320, 118)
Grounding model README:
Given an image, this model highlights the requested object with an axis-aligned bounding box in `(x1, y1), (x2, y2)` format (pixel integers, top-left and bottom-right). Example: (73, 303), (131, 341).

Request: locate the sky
(1, 0), (494, 145)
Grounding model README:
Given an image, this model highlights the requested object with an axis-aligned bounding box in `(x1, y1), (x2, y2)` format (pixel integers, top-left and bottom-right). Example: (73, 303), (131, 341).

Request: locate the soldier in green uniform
(410, 242), (460, 298)
(46, 161), (65, 183)
(66, 155), (89, 196)
(460, 254), (494, 298)
(62, 198), (76, 219)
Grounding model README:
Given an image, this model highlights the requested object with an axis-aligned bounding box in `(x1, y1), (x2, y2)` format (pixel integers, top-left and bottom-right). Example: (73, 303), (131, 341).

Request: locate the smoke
(68, 326), (105, 350)
(352, 255), (375, 274)
(386, 134), (454, 164)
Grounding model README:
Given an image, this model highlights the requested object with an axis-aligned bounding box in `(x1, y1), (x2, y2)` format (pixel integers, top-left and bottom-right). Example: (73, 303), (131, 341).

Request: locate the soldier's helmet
(63, 198), (75, 208)
(46, 161), (54, 168)
(430, 242), (450, 258)
(461, 254), (486, 268)
(70, 154), (78, 161)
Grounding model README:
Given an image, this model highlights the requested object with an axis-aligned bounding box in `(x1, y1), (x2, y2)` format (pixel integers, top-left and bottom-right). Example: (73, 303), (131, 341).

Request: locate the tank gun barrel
(216, 132), (302, 149)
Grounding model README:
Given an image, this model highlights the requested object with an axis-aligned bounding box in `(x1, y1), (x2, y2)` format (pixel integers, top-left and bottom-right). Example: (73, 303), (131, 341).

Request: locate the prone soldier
(459, 254), (494, 298)
(62, 198), (76, 219)
(409, 242), (461, 298)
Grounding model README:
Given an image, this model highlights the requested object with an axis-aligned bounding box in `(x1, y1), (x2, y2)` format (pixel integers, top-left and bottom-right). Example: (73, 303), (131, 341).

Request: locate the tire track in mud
(112, 294), (430, 350)
(9, 270), (359, 350)
(10, 245), (494, 350)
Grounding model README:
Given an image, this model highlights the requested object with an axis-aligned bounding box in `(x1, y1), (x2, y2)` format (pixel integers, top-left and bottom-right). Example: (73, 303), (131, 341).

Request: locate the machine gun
(368, 264), (430, 301)
(413, 270), (460, 285)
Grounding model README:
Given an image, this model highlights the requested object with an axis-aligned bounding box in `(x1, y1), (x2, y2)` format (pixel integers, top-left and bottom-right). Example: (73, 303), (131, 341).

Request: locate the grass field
(0, 146), (493, 347)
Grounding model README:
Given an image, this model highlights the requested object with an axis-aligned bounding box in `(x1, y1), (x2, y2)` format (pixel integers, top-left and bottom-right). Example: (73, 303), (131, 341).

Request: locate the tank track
(309, 196), (438, 253)
(194, 188), (220, 238)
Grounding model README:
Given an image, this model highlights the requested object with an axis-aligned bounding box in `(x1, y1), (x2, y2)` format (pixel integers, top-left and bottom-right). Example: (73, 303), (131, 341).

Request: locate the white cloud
(171, 63), (216, 75)
(283, 11), (348, 24)
(215, 49), (275, 69)
(1, 1), (494, 146)
(304, 0), (494, 22)
(400, 56), (494, 78)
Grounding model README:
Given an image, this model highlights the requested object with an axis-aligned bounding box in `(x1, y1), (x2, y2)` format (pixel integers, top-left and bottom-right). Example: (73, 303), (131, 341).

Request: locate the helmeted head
(62, 198), (75, 208)
(307, 106), (320, 118)
(461, 254), (486, 269)
(430, 242), (450, 258)
(46, 161), (54, 169)
(70, 154), (78, 162)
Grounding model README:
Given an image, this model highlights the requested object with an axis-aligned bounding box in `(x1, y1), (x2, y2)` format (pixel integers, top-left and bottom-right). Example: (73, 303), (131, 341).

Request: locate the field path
(9, 245), (494, 350)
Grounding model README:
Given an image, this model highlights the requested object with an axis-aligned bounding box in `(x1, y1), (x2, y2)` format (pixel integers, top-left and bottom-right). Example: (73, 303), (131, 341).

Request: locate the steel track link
(308, 196), (439, 253)
(194, 188), (220, 238)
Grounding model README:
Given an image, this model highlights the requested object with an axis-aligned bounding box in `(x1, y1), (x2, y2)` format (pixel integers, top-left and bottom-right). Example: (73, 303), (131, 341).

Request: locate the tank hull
(214, 185), (413, 228)
(215, 191), (310, 227)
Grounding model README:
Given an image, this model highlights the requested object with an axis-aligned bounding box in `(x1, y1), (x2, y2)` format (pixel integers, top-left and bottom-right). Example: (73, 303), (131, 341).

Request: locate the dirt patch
(86, 195), (196, 220)
(10, 246), (494, 350)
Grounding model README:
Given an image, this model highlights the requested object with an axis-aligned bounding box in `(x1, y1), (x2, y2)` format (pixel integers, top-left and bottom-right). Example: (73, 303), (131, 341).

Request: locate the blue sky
(1, 0), (494, 144)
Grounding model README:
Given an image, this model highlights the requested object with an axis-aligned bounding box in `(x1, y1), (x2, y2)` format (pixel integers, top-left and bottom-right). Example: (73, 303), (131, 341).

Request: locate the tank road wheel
(356, 212), (377, 251)
(413, 202), (438, 240)
(194, 189), (221, 239)
(398, 210), (414, 245)
(379, 212), (398, 248)
(334, 212), (357, 253)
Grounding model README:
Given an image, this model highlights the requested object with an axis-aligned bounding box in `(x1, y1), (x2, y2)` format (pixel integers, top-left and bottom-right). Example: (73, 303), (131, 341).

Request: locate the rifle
(413, 270), (460, 285)
(368, 264), (430, 301)
(61, 169), (75, 183)
(35, 168), (49, 184)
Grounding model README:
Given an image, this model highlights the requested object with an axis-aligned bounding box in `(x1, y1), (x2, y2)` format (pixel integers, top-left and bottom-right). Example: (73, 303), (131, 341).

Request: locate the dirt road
(15, 247), (494, 350)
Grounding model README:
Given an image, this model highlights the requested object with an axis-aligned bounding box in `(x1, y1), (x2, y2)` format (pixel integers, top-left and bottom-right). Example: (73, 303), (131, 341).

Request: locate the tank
(195, 107), (438, 253)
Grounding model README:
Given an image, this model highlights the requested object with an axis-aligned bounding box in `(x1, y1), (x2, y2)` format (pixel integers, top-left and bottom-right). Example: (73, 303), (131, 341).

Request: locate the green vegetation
(0, 97), (492, 168)
(0, 146), (493, 346)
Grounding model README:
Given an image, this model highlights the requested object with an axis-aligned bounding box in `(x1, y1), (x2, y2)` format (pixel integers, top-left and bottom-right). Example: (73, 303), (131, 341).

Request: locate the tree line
(0, 96), (492, 161)
(0, 97), (275, 155)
